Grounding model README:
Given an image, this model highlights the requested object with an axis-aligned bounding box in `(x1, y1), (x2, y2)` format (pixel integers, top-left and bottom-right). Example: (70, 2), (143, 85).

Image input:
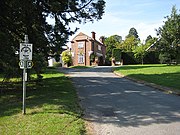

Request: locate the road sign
(19, 60), (33, 69)
(27, 61), (33, 69)
(19, 60), (25, 69)
(20, 43), (33, 60)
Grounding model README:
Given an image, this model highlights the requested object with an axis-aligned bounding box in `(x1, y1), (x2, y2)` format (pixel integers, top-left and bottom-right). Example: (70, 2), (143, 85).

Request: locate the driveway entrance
(60, 66), (180, 135)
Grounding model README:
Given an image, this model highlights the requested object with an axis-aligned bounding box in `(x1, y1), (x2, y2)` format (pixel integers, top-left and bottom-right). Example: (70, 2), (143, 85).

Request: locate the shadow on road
(59, 66), (180, 128)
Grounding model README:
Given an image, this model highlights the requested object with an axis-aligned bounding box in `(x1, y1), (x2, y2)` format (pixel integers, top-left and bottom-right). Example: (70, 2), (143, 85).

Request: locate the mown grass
(0, 69), (85, 135)
(114, 64), (180, 90)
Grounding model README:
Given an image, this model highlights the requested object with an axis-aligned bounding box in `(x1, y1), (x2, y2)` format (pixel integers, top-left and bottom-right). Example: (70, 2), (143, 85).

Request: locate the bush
(122, 51), (159, 65)
(122, 52), (138, 65)
(62, 50), (72, 66)
(159, 53), (171, 64)
(53, 62), (62, 67)
(144, 51), (159, 64)
(112, 49), (121, 61)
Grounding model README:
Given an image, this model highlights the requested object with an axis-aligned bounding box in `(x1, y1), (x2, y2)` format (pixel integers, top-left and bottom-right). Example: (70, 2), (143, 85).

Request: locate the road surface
(60, 66), (180, 135)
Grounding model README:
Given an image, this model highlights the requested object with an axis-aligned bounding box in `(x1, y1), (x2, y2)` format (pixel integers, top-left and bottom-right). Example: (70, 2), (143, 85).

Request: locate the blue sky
(68, 0), (180, 42)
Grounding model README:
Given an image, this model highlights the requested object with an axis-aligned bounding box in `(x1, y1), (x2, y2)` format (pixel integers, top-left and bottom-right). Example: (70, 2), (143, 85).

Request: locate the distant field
(114, 64), (180, 90)
(0, 69), (85, 135)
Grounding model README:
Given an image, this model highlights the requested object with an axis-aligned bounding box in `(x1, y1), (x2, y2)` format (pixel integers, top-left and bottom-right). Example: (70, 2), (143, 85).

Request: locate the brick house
(70, 32), (106, 66)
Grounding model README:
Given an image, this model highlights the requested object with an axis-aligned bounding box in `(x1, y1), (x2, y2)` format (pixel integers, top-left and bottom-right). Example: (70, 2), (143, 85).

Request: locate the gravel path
(59, 66), (180, 135)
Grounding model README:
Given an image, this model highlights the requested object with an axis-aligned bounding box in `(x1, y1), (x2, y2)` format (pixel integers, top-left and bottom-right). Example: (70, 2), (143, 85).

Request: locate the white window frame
(78, 54), (84, 64)
(98, 45), (101, 50)
(78, 42), (84, 48)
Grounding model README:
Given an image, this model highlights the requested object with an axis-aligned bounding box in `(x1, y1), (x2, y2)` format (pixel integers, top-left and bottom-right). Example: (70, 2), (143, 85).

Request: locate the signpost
(19, 35), (33, 115)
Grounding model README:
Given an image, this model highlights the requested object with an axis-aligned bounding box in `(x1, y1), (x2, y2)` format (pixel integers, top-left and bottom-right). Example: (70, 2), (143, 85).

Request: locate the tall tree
(133, 43), (149, 65)
(0, 0), (106, 77)
(104, 35), (122, 61)
(126, 27), (139, 40)
(156, 6), (180, 62)
(145, 35), (153, 43)
(121, 36), (138, 52)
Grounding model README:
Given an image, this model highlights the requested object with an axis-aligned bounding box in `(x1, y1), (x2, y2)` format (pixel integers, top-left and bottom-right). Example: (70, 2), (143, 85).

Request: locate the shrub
(62, 50), (72, 66)
(159, 53), (171, 64)
(122, 52), (138, 65)
(53, 62), (62, 67)
(112, 49), (122, 61)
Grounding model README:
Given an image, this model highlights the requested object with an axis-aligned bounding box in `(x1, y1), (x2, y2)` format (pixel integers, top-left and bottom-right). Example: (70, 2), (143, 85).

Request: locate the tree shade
(0, 0), (106, 77)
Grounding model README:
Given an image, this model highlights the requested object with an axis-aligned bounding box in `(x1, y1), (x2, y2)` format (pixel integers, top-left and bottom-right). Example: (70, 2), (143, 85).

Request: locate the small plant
(53, 62), (62, 67)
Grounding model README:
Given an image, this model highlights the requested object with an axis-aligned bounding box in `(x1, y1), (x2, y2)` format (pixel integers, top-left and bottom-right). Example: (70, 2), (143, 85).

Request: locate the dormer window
(78, 42), (84, 48)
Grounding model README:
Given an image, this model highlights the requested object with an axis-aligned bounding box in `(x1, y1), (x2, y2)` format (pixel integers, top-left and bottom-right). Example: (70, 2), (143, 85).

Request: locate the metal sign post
(19, 35), (33, 115)
(23, 62), (27, 115)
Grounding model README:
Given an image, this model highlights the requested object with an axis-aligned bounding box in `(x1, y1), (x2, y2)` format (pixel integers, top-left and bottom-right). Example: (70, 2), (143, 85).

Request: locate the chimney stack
(99, 36), (105, 44)
(91, 31), (96, 40)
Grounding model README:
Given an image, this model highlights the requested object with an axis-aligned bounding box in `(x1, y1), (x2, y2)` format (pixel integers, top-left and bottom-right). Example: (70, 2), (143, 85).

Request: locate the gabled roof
(71, 32), (92, 41)
(146, 38), (160, 51)
(71, 32), (105, 46)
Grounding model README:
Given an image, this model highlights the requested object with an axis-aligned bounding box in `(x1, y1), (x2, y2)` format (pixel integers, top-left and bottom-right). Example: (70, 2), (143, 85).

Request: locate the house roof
(71, 32), (106, 46)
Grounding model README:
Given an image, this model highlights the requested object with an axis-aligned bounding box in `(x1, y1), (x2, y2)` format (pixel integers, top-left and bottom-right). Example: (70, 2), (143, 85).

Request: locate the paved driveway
(60, 66), (180, 135)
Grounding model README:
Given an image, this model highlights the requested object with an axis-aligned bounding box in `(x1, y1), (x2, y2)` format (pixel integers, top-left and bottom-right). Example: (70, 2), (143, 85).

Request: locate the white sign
(27, 61), (33, 69)
(19, 60), (33, 69)
(19, 60), (25, 69)
(20, 43), (33, 60)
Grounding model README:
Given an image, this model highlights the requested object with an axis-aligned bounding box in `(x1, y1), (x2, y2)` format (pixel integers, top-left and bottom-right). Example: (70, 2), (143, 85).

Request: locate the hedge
(112, 49), (121, 61)
(122, 51), (159, 65)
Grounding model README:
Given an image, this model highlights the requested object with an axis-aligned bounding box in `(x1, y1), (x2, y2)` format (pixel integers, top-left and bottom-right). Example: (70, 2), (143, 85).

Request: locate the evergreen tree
(0, 0), (106, 77)
(126, 27), (139, 40)
(156, 6), (180, 63)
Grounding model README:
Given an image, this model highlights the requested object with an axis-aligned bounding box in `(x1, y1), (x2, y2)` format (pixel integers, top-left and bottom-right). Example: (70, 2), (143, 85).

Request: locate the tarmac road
(60, 66), (180, 135)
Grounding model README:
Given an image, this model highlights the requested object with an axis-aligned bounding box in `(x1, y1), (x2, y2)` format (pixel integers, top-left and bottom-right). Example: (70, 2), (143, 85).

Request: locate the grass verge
(114, 64), (180, 90)
(0, 69), (85, 135)
(70, 66), (91, 69)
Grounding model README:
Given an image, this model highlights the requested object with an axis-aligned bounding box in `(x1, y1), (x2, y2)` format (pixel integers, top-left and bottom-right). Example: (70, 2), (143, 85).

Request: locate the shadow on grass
(115, 65), (167, 71)
(0, 75), (81, 118)
(125, 72), (180, 90)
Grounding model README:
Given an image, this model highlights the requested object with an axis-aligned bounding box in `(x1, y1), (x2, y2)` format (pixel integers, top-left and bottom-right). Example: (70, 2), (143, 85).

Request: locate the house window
(78, 54), (84, 64)
(98, 45), (101, 50)
(78, 42), (84, 48)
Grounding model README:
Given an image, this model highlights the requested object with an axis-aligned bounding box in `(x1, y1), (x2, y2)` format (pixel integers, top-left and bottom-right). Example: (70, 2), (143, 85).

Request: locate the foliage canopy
(156, 6), (180, 63)
(0, 0), (106, 78)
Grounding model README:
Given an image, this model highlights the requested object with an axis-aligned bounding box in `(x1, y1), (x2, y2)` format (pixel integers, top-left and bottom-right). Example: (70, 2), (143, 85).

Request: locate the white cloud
(135, 20), (164, 41)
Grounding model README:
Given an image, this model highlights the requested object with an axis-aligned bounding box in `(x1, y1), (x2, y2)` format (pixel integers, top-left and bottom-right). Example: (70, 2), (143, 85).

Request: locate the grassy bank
(0, 69), (85, 135)
(114, 64), (180, 90)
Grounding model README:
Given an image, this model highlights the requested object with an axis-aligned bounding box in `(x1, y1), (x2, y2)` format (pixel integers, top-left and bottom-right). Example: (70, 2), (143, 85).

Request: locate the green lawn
(70, 66), (91, 69)
(0, 69), (85, 135)
(114, 64), (180, 90)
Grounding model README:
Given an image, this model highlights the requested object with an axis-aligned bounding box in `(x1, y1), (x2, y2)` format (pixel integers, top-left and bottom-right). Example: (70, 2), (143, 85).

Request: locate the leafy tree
(62, 50), (72, 66)
(112, 48), (121, 62)
(126, 27), (139, 40)
(156, 6), (180, 63)
(145, 35), (153, 43)
(104, 35), (122, 61)
(121, 36), (138, 52)
(0, 0), (106, 78)
(159, 53), (171, 64)
(133, 43), (147, 65)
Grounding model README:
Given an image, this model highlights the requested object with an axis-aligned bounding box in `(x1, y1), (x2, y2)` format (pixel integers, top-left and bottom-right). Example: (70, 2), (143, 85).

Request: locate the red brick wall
(71, 33), (106, 66)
